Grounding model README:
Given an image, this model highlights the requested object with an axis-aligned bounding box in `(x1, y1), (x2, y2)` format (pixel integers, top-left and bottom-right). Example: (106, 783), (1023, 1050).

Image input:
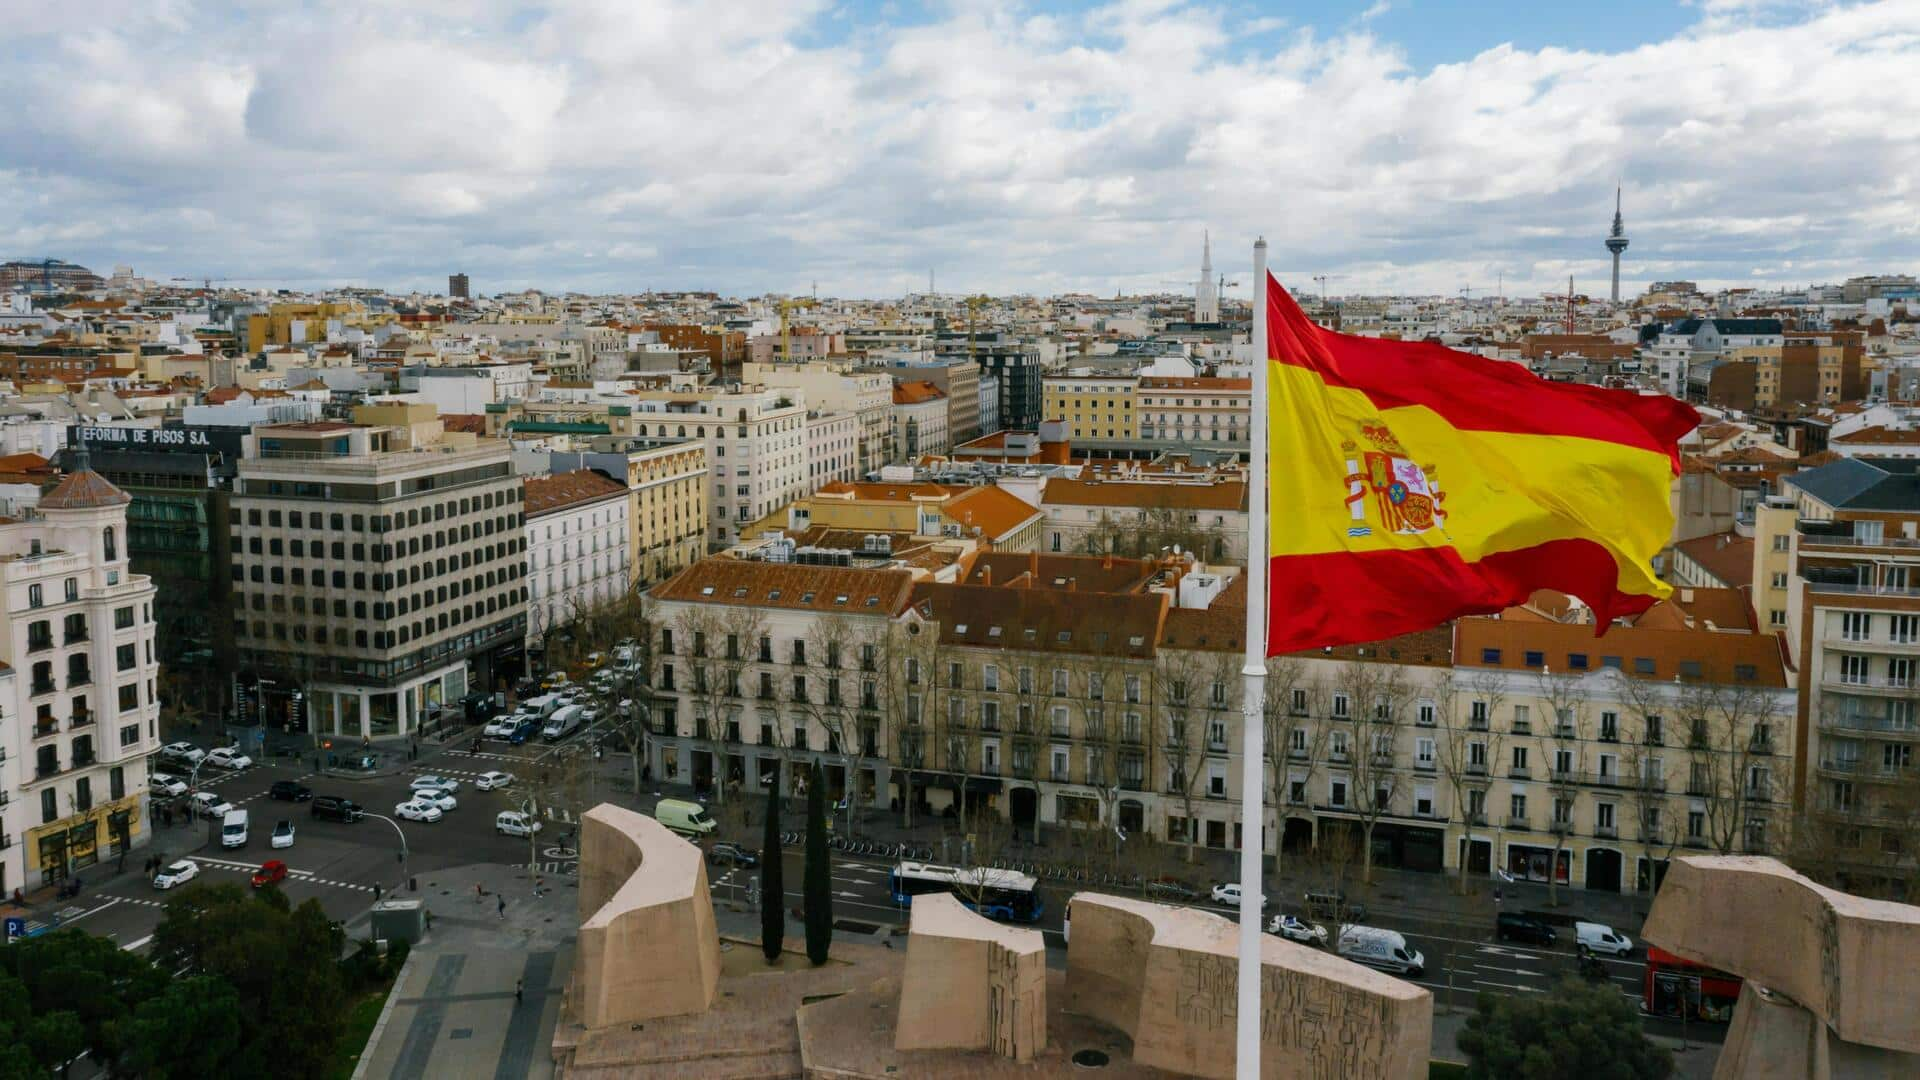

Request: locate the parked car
(271, 820), (296, 849)
(482, 715), (514, 739)
(410, 775), (460, 794)
(495, 810), (541, 837)
(161, 742), (206, 767)
(1268, 914), (1329, 946)
(1336, 925), (1425, 978)
(251, 860), (289, 889)
(149, 772), (188, 798)
(513, 677), (540, 698)
(311, 796), (364, 823)
(395, 798), (443, 822)
(1497, 912), (1558, 947)
(1144, 878), (1200, 903)
(190, 792), (234, 819)
(539, 671), (569, 690)
(1303, 890), (1368, 923)
(206, 746), (253, 770)
(707, 841), (758, 867)
(413, 790), (457, 812)
(1210, 883), (1269, 911)
(476, 771), (515, 791)
(269, 780), (313, 802)
(583, 651), (607, 670)
(153, 859), (200, 890)
(508, 718), (538, 745)
(1575, 921), (1634, 958)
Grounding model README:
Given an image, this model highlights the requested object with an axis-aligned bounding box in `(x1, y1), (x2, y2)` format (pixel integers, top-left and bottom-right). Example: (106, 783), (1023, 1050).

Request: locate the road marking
(121, 934), (154, 951)
(1471, 978), (1542, 993)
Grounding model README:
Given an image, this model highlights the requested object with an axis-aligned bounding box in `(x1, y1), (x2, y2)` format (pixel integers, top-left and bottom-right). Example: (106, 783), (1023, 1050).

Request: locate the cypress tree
(804, 761), (833, 964)
(760, 779), (783, 963)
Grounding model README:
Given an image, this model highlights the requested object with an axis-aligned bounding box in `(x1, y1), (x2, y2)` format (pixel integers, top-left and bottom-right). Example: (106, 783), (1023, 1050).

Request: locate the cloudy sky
(2, 0), (1916, 299)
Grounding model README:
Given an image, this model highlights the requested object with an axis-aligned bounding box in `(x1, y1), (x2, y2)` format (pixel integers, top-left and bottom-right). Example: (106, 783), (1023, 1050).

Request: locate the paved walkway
(353, 862), (578, 1080)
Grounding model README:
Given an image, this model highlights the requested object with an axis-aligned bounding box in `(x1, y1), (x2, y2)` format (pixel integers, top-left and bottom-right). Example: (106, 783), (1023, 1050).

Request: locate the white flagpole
(1235, 237), (1269, 1079)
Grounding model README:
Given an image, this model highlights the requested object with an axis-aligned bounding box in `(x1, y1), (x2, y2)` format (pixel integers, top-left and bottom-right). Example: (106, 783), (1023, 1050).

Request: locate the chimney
(981, 564), (991, 587)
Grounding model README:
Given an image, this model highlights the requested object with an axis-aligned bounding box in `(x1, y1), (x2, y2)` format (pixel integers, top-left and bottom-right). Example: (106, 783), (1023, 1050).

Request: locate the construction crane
(778, 297), (819, 364)
(964, 294), (993, 363)
(171, 276), (235, 292)
(1312, 274), (1343, 303)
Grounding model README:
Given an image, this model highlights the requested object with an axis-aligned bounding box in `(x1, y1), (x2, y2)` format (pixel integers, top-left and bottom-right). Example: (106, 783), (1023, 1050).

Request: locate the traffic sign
(4, 917), (24, 944)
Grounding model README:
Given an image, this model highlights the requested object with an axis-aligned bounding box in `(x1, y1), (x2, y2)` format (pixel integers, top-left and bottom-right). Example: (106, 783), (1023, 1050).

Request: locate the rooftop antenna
(1566, 274), (1575, 333)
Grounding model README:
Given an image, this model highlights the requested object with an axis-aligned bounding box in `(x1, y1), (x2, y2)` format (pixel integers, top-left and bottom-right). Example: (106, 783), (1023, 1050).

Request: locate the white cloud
(0, 0), (1915, 297)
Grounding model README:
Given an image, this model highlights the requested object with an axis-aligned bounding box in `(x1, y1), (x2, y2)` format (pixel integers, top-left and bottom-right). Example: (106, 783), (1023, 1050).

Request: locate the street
(23, 724), (1718, 1053)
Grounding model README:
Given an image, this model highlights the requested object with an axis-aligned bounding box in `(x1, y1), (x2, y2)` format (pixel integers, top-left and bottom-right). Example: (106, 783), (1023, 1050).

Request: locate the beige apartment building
(744, 360), (896, 474)
(551, 436), (710, 588)
(1043, 375), (1137, 442)
(1782, 456), (1920, 897)
(230, 404), (529, 737)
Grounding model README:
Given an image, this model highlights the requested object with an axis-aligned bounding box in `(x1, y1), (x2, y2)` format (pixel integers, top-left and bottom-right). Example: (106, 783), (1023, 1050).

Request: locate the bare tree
(1334, 661), (1411, 885)
(1155, 648), (1213, 862)
(1534, 668), (1592, 905)
(1617, 674), (1685, 892)
(891, 618), (946, 832)
(1262, 655), (1324, 882)
(1434, 669), (1507, 895)
(1680, 677), (1786, 856)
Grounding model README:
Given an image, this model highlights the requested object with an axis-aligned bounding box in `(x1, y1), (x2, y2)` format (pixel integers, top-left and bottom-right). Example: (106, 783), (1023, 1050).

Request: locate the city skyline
(3, 1), (1916, 299)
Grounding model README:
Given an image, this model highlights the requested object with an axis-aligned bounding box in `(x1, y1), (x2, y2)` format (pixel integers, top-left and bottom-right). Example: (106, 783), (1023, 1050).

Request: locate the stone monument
(894, 892), (1047, 1061)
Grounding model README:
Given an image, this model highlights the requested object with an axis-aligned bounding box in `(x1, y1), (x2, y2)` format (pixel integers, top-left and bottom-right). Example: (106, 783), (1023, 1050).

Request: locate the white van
(495, 810), (541, 837)
(522, 693), (563, 720)
(654, 798), (716, 837)
(542, 704), (584, 741)
(221, 809), (250, 849)
(1336, 925), (1425, 977)
(1575, 921), (1634, 958)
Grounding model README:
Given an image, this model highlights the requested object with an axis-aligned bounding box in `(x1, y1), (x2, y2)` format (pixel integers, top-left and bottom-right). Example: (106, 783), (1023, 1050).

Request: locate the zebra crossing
(110, 894), (167, 909)
(164, 855), (378, 894)
(441, 749), (524, 765)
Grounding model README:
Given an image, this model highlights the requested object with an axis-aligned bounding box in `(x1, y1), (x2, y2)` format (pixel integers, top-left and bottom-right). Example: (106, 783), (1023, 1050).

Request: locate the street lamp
(359, 812), (411, 892)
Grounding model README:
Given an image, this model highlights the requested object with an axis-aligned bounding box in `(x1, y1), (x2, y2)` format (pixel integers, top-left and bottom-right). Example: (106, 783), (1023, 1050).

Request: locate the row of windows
(1477, 648), (1761, 682)
(235, 514), (521, 559)
(235, 539), (526, 589)
(37, 761), (139, 824)
(242, 562), (525, 618)
(235, 587), (528, 648)
(235, 488), (521, 533)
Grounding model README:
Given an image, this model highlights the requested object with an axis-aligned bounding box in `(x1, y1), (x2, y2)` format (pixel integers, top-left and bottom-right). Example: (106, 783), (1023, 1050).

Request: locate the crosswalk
(442, 749), (524, 764)
(152, 855), (378, 894)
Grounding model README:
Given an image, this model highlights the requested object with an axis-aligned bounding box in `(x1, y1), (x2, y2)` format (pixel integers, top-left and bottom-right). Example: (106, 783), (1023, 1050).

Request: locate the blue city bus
(888, 860), (1044, 922)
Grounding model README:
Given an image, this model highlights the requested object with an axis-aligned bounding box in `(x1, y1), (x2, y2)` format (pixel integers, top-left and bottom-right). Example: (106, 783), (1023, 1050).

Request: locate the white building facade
(525, 470), (632, 643)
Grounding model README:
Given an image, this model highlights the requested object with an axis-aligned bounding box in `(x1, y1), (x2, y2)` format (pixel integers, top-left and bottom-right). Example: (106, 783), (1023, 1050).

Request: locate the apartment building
(771, 481), (1043, 552)
(1044, 375), (1136, 442)
(645, 558), (918, 803)
(891, 380), (949, 459)
(1782, 456), (1920, 896)
(229, 405), (529, 739)
(743, 360), (895, 474)
(525, 470), (631, 645)
(1037, 476), (1248, 561)
(937, 332), (1042, 433)
(1136, 376), (1251, 450)
(884, 357), (982, 444)
(626, 385), (808, 548)
(3, 456), (161, 893)
(1752, 491), (1798, 636)
(550, 437), (709, 589)
(807, 410), (860, 492)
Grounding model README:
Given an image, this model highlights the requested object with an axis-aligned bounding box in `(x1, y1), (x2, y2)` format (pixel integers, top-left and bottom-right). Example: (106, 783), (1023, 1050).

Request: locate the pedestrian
(425, 910), (434, 932)
(476, 883), (484, 904)
(497, 895), (506, 920)
(374, 883), (383, 902)
(514, 977), (523, 1004)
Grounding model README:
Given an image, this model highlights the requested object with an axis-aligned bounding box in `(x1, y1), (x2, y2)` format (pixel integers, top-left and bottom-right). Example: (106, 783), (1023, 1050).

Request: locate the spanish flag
(1263, 272), (1697, 655)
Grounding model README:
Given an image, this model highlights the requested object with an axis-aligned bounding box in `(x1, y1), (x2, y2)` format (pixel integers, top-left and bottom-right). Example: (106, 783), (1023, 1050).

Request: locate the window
(64, 578), (78, 601)
(1481, 648), (1502, 664)
(42, 789), (57, 824)
(116, 643), (136, 671)
(1839, 654), (1870, 685)
(114, 606), (133, 629)
(110, 765), (125, 800)
(1510, 792), (1527, 821)
(1599, 711), (1618, 742)
(1290, 688), (1308, 716)
(28, 583), (41, 608)
(1415, 737), (1435, 768)
(1524, 650), (1545, 667)
(103, 526), (116, 561)
(1331, 693), (1350, 719)
(1841, 612), (1871, 641)
(1771, 535), (1790, 553)
(1770, 572), (1789, 589)
(1416, 701), (1435, 726)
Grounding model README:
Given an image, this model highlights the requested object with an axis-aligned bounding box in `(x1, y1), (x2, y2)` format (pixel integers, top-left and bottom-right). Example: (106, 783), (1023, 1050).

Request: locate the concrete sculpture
(570, 803), (721, 1029)
(1064, 894), (1431, 1079)
(894, 893), (1047, 1061)
(1641, 855), (1920, 1079)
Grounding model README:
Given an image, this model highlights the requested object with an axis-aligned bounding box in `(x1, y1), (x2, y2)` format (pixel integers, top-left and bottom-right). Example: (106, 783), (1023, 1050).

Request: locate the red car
(251, 860), (289, 889)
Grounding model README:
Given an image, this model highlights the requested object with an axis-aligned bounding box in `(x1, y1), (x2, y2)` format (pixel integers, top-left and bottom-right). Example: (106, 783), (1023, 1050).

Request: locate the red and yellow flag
(1263, 273), (1697, 655)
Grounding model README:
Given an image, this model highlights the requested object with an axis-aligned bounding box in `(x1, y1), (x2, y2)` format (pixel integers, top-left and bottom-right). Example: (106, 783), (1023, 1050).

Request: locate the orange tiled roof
(651, 557), (916, 615)
(1671, 533), (1756, 591)
(892, 380), (945, 405)
(1040, 476), (1247, 511)
(941, 485), (1041, 539)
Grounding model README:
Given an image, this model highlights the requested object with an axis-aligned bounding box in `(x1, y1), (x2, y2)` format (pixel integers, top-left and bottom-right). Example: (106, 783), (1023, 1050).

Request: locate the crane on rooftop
(778, 297), (819, 365)
(964, 294), (994, 363)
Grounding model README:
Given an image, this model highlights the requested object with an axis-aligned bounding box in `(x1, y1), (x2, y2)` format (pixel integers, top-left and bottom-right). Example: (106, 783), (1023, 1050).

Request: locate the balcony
(1050, 725), (1071, 739)
(69, 711), (93, 730)
(1552, 724), (1577, 740)
(1369, 752), (1395, 768)
(1466, 812), (1489, 827)
(1468, 717), (1489, 732)
(1328, 750), (1351, 765)
(1683, 836), (1711, 850)
(1466, 762), (1488, 776)
(30, 679), (55, 697)
(1508, 766), (1531, 780)
(1594, 824), (1619, 840)
(1288, 748), (1310, 761)
(1744, 787), (1774, 804)
(1748, 737), (1776, 755)
(1506, 815), (1532, 831)
(1817, 759), (1862, 775)
(64, 629), (88, 645)
(1821, 712), (1920, 738)
(67, 672), (92, 689)
(35, 761), (61, 780)
(1412, 759), (1436, 773)
(1511, 720), (1532, 736)
(26, 635), (52, 654)
(1823, 673), (1918, 697)
(33, 719), (57, 739)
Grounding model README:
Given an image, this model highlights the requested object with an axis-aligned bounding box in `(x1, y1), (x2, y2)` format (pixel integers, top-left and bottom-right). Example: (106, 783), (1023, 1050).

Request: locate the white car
(1268, 914), (1328, 946)
(1211, 883), (1270, 911)
(207, 747), (253, 770)
(476, 770), (515, 791)
(580, 707), (601, 725)
(190, 792), (234, 819)
(410, 775), (460, 794)
(413, 790), (457, 812)
(149, 772), (188, 798)
(482, 715), (515, 738)
(153, 859), (200, 889)
(161, 742), (206, 766)
(395, 798), (443, 822)
(271, 820), (296, 849)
